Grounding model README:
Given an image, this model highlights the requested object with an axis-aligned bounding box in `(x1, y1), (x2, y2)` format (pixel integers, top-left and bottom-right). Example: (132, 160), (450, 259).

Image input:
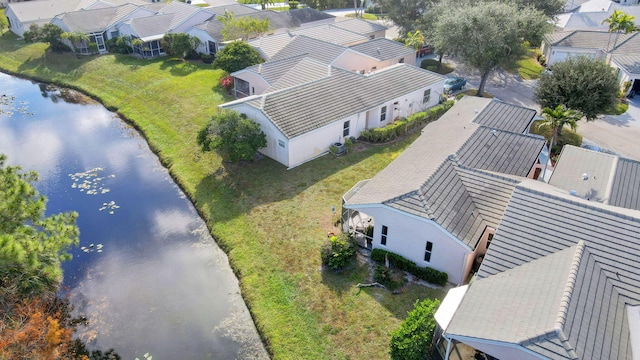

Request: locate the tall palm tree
(603, 10), (636, 58)
(538, 105), (583, 150)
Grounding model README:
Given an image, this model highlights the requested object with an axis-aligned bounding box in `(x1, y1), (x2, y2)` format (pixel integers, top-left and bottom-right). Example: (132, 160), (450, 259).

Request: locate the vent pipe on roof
(582, 173), (588, 180)
(570, 190), (577, 196)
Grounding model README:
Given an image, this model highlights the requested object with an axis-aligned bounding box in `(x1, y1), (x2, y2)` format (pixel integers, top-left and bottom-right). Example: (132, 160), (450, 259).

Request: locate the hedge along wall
(371, 249), (448, 286)
(359, 100), (455, 143)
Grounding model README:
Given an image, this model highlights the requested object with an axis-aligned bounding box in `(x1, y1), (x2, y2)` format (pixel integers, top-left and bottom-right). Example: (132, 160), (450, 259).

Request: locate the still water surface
(0, 72), (268, 359)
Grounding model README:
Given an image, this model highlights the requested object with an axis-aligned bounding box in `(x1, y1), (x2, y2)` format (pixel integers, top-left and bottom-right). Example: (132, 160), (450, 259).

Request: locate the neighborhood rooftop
(344, 96), (540, 207)
(549, 145), (640, 211)
(233, 55), (331, 92)
(461, 178), (640, 359)
(268, 35), (348, 63)
(53, 3), (142, 33)
(225, 64), (445, 139)
(348, 38), (414, 61)
(471, 100), (537, 133)
(289, 23), (369, 45)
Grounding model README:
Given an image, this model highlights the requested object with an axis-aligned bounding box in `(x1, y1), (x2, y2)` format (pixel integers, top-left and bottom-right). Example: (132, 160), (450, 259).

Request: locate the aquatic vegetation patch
(0, 94), (34, 116)
(69, 168), (114, 195)
(99, 200), (120, 215)
(80, 243), (103, 253)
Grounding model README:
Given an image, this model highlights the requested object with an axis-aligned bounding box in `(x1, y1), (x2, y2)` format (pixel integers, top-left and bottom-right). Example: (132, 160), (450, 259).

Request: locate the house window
(399, 57), (405, 63)
(424, 241), (433, 262)
(486, 233), (494, 250)
(343, 120), (350, 137)
(380, 106), (387, 122)
(423, 89), (431, 104)
(110, 31), (119, 39)
(278, 139), (285, 148)
(381, 225), (388, 245)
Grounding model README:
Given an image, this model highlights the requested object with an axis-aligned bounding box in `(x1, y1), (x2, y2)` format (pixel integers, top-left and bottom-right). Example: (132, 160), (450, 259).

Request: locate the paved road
(446, 56), (539, 110)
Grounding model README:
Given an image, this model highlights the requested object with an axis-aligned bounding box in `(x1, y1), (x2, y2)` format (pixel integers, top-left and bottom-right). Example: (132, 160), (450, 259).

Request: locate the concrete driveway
(445, 56), (539, 110)
(577, 97), (640, 161)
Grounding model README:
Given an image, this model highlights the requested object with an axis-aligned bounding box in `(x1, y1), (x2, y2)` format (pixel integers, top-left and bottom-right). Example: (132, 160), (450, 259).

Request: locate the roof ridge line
(555, 241), (585, 330)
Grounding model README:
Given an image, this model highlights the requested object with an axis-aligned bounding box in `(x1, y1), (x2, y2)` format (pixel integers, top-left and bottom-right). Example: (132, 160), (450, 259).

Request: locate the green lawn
(0, 32), (444, 359)
(529, 120), (583, 156)
(504, 48), (544, 80)
(420, 58), (454, 75)
(345, 13), (380, 20)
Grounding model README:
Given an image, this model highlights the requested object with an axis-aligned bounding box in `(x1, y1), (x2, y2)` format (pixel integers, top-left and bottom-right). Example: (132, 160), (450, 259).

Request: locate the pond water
(0, 72), (268, 360)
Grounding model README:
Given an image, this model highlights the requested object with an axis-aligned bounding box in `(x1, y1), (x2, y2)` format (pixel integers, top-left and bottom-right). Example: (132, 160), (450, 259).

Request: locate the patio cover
(434, 285), (468, 332)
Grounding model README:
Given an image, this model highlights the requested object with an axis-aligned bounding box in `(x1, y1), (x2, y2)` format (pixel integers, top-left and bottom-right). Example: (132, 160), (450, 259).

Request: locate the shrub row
(371, 248), (448, 286)
(359, 100), (455, 143)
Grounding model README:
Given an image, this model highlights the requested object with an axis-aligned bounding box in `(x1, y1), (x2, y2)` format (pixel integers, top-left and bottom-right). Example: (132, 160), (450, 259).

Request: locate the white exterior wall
(50, 17), (71, 32)
(332, 50), (415, 74)
(232, 72), (270, 96)
(187, 27), (216, 54)
(221, 103), (289, 165)
(6, 6), (45, 37)
(352, 205), (472, 285)
(287, 113), (359, 168)
(449, 338), (545, 360)
(546, 46), (600, 65)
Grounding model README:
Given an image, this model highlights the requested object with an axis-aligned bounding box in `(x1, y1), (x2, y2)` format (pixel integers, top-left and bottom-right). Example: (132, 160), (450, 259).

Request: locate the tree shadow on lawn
(320, 259), (370, 297)
(159, 58), (201, 76)
(16, 50), (87, 80)
(193, 141), (401, 224)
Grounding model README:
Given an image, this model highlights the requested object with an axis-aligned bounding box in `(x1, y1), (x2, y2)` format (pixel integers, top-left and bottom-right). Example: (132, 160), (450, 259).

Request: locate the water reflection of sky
(0, 73), (267, 359)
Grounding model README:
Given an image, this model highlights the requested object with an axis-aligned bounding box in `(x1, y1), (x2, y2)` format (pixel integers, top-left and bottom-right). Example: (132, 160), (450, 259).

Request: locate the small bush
(537, 53), (546, 66)
(359, 101), (454, 143)
(374, 265), (406, 290)
(371, 248), (448, 286)
(185, 49), (200, 60)
(200, 53), (214, 64)
(321, 234), (357, 270)
(289, 1), (299, 9)
(389, 299), (441, 360)
(88, 42), (98, 53)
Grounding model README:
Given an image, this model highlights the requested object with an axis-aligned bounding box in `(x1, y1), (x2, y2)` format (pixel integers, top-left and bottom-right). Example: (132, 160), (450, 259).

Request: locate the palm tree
(538, 105), (583, 150)
(405, 30), (425, 52)
(603, 10), (636, 59)
(61, 32), (90, 53)
(256, 0), (274, 10)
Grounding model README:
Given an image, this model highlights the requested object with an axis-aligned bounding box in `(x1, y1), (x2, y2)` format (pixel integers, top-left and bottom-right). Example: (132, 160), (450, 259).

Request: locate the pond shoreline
(0, 68), (272, 357)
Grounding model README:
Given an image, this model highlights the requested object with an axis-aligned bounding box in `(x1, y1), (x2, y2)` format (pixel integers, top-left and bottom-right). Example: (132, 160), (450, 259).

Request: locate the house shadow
(319, 259), (371, 298)
(16, 50), (86, 80)
(193, 142), (387, 224)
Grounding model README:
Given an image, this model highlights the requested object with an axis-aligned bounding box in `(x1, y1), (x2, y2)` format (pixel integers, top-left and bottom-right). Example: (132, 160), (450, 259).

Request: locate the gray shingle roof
(474, 179), (640, 360)
(233, 55), (331, 92)
(290, 23), (368, 45)
(266, 58), (332, 92)
(544, 30), (622, 51)
(447, 243), (582, 357)
(126, 14), (173, 39)
(249, 32), (297, 59)
(331, 17), (386, 35)
(269, 35), (347, 63)
(610, 157), (640, 210)
(456, 127), (545, 177)
(345, 97), (491, 206)
(385, 160), (519, 247)
(55, 3), (140, 33)
(612, 33), (640, 55)
(209, 3), (260, 16)
(348, 38), (413, 61)
(233, 64), (444, 139)
(472, 100), (537, 134)
(612, 54), (640, 76)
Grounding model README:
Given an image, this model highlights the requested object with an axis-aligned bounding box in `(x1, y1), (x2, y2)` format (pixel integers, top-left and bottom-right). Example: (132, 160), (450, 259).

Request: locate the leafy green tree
(376, 0), (432, 36)
(212, 41), (263, 73)
(389, 299), (441, 360)
(430, 0), (550, 96)
(197, 111), (267, 162)
(256, 0), (274, 10)
(23, 24), (66, 52)
(538, 105), (583, 149)
(534, 56), (620, 120)
(0, 155), (79, 295)
(0, 12), (9, 33)
(161, 33), (202, 59)
(603, 10), (636, 53)
(220, 13), (270, 41)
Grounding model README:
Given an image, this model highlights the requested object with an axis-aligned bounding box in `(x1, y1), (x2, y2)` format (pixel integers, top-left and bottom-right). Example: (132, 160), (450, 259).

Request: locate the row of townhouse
(341, 96), (640, 359)
(5, 0), (379, 58)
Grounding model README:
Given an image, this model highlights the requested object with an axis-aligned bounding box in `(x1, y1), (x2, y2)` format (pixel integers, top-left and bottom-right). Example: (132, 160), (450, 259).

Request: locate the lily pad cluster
(80, 243), (104, 253)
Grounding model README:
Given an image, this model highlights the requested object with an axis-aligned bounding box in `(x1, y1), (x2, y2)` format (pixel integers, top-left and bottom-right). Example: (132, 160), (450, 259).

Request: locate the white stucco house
(436, 145), (640, 360)
(342, 97), (546, 285)
(220, 64), (446, 169)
